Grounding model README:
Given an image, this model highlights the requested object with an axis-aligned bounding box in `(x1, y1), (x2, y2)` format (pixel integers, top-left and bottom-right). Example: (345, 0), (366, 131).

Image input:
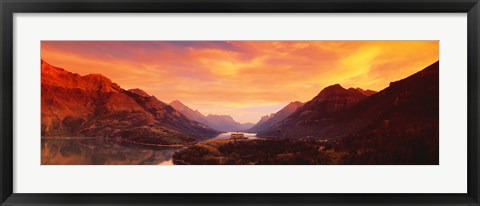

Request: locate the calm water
(208, 132), (258, 140)
(41, 132), (256, 165)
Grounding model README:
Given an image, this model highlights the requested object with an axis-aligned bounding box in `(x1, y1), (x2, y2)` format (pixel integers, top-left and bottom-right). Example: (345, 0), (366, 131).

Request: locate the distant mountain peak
(321, 84), (346, 93)
(286, 101), (303, 107)
(170, 100), (183, 105)
(128, 88), (150, 97)
(315, 84), (350, 101)
(169, 100), (206, 119)
(170, 100), (189, 109)
(315, 84), (373, 101)
(247, 101), (304, 133)
(83, 73), (112, 82)
(349, 87), (377, 96)
(169, 102), (248, 132)
(41, 60), (121, 93)
(41, 60), (112, 84)
(204, 114), (249, 132)
(282, 101), (304, 114)
(207, 114), (234, 120)
(41, 59), (65, 73)
(389, 61), (439, 87)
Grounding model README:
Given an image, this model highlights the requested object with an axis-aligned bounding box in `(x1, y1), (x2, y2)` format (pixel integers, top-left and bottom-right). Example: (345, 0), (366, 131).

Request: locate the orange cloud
(41, 41), (439, 123)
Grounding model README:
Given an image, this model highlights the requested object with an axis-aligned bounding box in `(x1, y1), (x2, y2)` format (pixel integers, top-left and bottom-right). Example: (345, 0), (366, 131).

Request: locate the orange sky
(41, 41), (439, 123)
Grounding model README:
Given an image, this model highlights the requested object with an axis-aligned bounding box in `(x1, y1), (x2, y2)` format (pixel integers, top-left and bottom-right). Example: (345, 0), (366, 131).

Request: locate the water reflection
(42, 132), (258, 165)
(41, 138), (182, 165)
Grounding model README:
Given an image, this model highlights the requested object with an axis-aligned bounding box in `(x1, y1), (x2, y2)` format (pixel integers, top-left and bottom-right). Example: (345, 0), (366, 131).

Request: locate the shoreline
(41, 136), (190, 148)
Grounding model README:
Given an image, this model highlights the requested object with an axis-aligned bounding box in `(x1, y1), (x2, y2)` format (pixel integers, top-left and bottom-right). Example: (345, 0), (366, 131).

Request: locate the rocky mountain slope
(247, 101), (304, 133)
(41, 60), (219, 145)
(170, 100), (253, 132)
(170, 100), (213, 127)
(259, 61), (439, 139)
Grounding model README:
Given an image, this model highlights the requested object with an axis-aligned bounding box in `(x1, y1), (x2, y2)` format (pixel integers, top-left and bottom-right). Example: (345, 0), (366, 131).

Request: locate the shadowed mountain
(257, 84), (367, 136)
(41, 60), (219, 145)
(259, 61), (439, 140)
(352, 88), (377, 96)
(256, 114), (274, 125)
(247, 101), (304, 133)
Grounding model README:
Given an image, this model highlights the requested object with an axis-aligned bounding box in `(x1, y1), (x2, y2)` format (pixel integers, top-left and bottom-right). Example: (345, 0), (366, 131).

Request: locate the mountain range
(170, 100), (253, 132)
(259, 61), (439, 139)
(247, 101), (304, 133)
(41, 60), (219, 145)
(246, 87), (376, 133)
(41, 59), (438, 147)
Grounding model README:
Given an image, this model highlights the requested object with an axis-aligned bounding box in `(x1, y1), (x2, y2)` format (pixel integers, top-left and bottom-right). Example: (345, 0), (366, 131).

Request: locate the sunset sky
(41, 41), (439, 123)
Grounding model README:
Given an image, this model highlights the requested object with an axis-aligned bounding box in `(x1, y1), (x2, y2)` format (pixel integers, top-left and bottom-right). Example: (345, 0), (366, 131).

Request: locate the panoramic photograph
(41, 41), (439, 165)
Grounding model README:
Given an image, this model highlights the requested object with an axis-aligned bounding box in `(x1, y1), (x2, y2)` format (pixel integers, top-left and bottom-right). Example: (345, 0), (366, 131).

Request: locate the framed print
(1, 0), (479, 205)
(39, 40), (440, 166)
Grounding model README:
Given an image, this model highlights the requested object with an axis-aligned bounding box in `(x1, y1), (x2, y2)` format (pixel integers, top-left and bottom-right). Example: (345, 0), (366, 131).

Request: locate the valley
(41, 59), (439, 165)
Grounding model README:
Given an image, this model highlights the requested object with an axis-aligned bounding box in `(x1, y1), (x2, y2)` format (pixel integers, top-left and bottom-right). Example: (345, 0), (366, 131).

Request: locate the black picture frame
(1, 0), (479, 205)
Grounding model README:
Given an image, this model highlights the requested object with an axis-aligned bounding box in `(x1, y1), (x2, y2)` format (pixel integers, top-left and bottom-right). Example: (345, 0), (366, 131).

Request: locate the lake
(206, 132), (258, 140)
(41, 132), (257, 165)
